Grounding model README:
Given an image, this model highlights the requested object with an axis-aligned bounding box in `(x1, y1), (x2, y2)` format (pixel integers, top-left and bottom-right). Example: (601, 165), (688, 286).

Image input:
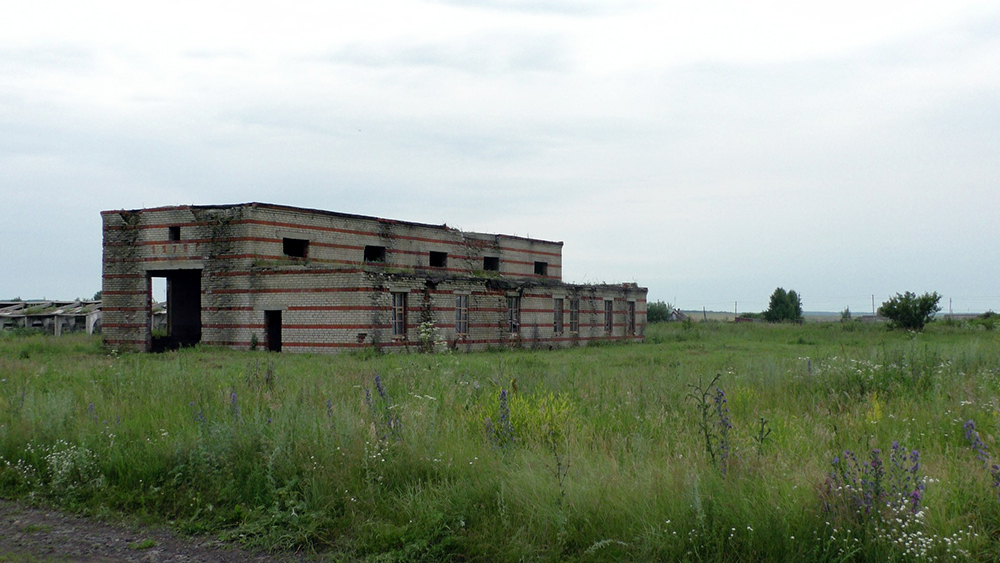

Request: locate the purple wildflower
(713, 387), (732, 474)
(189, 401), (206, 427)
(365, 374), (401, 441)
(965, 419), (990, 463)
(486, 389), (515, 448)
(826, 443), (925, 520)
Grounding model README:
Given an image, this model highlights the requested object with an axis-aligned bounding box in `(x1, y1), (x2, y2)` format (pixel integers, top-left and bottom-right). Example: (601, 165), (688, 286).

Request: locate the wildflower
(964, 420), (990, 463)
(963, 419), (1000, 501)
(365, 374), (401, 442)
(713, 386), (732, 474)
(485, 389), (515, 449)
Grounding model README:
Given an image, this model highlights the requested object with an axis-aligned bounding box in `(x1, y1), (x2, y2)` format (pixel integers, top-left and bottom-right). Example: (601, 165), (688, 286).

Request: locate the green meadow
(1, 321), (999, 561)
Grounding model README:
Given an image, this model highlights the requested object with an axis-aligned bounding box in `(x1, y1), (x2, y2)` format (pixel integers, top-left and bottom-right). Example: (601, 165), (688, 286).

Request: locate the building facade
(101, 203), (646, 353)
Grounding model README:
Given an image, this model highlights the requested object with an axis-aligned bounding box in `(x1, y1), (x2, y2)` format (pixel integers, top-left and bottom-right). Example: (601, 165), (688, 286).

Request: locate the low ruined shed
(101, 203), (647, 353)
(0, 300), (102, 335)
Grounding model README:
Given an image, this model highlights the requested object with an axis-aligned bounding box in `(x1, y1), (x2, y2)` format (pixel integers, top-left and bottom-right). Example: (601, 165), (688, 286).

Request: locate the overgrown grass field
(2, 321), (1000, 561)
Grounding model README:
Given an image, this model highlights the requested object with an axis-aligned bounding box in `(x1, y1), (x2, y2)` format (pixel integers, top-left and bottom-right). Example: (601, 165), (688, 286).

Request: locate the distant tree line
(648, 289), (950, 331)
(754, 287), (944, 331)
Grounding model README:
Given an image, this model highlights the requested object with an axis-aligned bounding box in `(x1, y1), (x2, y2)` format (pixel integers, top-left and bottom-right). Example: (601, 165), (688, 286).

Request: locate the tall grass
(1, 322), (999, 560)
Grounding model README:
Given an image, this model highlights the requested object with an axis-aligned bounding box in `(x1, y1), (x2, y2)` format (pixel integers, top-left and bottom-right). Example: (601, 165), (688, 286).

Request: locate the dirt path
(0, 500), (324, 562)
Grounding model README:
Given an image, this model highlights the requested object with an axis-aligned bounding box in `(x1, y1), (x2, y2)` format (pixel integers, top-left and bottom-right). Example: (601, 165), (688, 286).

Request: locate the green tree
(878, 292), (942, 331)
(763, 287), (803, 323)
(646, 301), (674, 323)
(92, 291), (102, 301)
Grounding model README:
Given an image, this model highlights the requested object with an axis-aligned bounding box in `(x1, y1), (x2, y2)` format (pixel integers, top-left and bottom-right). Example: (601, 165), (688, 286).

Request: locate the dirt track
(0, 500), (321, 562)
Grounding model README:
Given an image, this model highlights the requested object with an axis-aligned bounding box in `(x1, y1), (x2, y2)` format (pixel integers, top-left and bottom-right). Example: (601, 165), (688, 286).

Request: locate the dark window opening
(554, 298), (564, 334)
(429, 251), (447, 268)
(604, 300), (614, 334)
(534, 261), (548, 276)
(265, 310), (282, 352)
(364, 245), (386, 262)
(168, 226), (181, 241)
(283, 238), (308, 258)
(483, 257), (499, 271)
(569, 299), (580, 333)
(627, 301), (636, 335)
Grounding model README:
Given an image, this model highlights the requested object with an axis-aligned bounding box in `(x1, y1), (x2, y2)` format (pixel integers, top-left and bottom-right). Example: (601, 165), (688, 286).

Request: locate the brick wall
(101, 203), (645, 354)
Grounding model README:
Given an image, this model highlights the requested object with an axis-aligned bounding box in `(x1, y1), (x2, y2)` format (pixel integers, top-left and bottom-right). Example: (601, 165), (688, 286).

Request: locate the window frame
(391, 292), (407, 338)
(534, 261), (548, 276)
(569, 299), (580, 334)
(455, 294), (469, 336)
(507, 296), (521, 335)
(604, 300), (614, 334)
(553, 298), (564, 334)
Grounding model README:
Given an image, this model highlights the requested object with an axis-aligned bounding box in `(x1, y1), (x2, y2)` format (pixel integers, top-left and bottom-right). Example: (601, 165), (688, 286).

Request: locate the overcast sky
(2, 0), (998, 313)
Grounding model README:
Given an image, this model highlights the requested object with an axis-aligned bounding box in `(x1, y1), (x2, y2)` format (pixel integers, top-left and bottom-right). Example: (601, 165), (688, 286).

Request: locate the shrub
(972, 311), (998, 332)
(878, 292), (941, 331)
(763, 288), (803, 323)
(646, 301), (673, 323)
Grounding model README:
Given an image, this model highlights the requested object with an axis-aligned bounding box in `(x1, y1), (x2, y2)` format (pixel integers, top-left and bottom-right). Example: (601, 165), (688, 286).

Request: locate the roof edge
(101, 202), (564, 246)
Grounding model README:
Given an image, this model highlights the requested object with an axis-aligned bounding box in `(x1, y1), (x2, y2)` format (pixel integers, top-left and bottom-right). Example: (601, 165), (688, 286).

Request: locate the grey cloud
(429, 0), (642, 16)
(182, 49), (251, 60)
(327, 34), (570, 73)
(0, 45), (94, 74)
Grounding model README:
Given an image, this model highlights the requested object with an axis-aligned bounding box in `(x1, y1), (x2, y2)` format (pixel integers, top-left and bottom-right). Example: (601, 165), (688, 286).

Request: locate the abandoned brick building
(101, 203), (647, 353)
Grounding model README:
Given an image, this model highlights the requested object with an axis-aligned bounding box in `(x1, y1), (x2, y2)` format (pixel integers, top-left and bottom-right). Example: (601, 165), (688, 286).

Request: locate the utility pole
(872, 294), (876, 317)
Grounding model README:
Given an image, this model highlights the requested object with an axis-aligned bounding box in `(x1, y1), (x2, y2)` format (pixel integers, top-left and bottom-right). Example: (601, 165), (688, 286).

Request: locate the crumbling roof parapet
(101, 202), (564, 247)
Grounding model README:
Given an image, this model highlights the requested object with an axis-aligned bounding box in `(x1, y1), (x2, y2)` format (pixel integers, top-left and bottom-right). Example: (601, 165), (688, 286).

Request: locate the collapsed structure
(0, 300), (102, 335)
(101, 203), (647, 353)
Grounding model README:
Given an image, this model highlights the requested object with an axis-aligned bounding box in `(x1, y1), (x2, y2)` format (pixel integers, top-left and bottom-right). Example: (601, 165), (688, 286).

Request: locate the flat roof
(102, 202), (563, 246)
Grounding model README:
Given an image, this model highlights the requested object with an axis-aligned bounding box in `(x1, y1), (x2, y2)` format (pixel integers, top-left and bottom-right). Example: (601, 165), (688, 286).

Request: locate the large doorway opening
(265, 310), (282, 352)
(148, 269), (202, 352)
